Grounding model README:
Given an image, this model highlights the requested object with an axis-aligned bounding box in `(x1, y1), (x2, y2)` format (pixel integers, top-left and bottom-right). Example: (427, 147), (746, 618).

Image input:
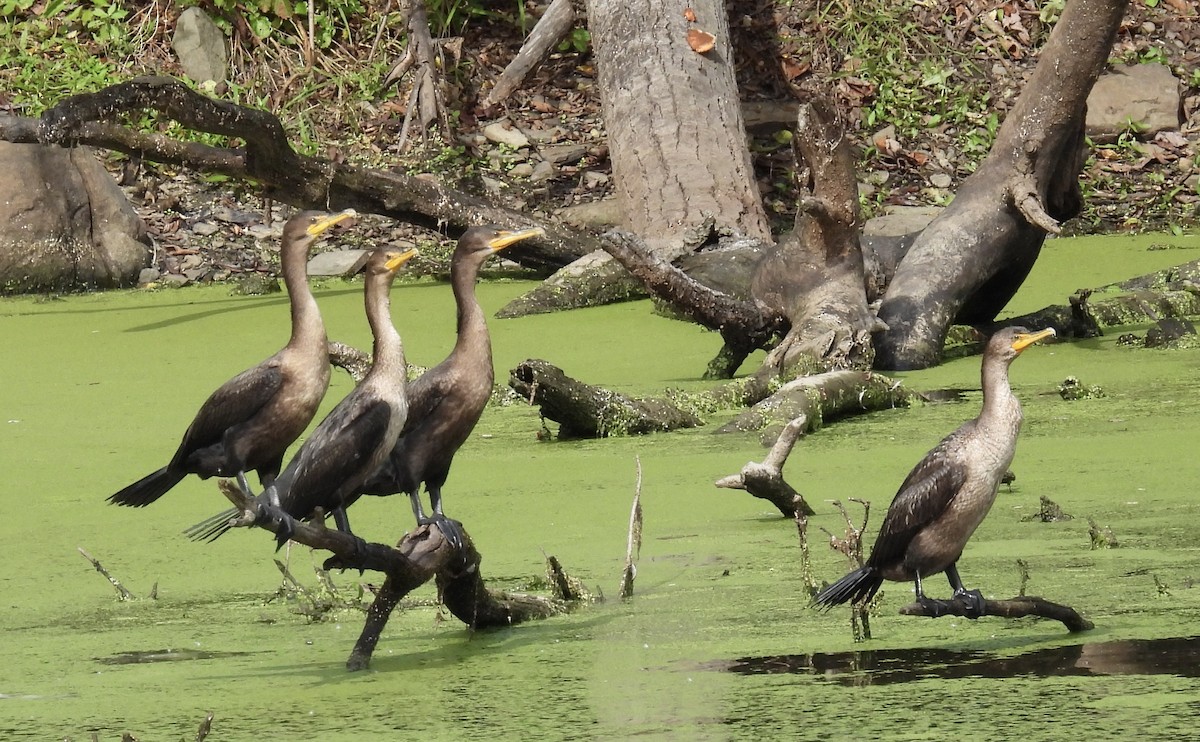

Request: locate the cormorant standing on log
(107, 209), (355, 508)
(355, 226), (544, 548)
(187, 247), (417, 546)
(813, 326), (1056, 617)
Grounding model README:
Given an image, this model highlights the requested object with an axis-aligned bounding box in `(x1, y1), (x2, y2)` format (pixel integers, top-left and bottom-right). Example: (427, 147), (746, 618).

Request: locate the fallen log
(0, 77), (591, 271)
(213, 479), (565, 671)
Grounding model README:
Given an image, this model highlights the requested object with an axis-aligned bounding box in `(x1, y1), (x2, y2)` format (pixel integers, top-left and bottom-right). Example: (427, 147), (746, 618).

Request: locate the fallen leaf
(684, 7), (696, 22)
(687, 29), (715, 54)
(781, 57), (809, 80)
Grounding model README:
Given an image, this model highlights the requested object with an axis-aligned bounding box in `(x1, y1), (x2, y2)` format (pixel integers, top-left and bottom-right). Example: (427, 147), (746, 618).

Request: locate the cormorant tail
(108, 467), (187, 507)
(184, 507), (239, 542)
(811, 566), (884, 610)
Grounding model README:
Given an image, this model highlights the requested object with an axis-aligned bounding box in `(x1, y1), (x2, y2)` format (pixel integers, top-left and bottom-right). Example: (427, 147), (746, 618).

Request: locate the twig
(619, 456), (643, 600)
(196, 711), (214, 742)
(78, 547), (134, 601)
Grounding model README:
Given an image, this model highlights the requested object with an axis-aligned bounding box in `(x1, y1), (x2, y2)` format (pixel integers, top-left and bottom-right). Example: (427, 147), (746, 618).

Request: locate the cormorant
(355, 226), (544, 548)
(107, 209), (355, 507)
(187, 247), (417, 546)
(812, 326), (1056, 617)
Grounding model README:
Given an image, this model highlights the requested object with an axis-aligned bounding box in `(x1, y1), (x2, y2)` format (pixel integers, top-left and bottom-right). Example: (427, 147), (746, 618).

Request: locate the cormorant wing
(398, 368), (451, 435)
(866, 434), (969, 568)
(174, 362), (283, 453)
(276, 397), (399, 516)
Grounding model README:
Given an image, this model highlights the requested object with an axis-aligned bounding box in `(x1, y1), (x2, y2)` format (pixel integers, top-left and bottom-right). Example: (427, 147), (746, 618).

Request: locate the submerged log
(214, 480), (565, 671)
(510, 358), (703, 437)
(899, 594), (1094, 633)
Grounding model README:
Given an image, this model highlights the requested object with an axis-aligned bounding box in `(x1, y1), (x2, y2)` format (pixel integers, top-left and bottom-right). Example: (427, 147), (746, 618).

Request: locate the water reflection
(721, 636), (1200, 685)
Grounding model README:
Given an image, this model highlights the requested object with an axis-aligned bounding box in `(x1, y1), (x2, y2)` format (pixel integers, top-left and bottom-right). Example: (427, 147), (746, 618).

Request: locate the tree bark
(874, 0), (1126, 369)
(751, 99), (879, 374)
(0, 77), (589, 271)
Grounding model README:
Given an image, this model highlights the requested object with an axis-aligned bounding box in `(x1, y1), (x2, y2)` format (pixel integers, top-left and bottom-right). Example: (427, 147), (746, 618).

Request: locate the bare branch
(483, 0), (578, 108)
(899, 595), (1094, 633)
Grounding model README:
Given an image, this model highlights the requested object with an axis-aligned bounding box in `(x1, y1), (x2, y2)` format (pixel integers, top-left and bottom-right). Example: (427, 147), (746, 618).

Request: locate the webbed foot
(917, 595), (951, 617)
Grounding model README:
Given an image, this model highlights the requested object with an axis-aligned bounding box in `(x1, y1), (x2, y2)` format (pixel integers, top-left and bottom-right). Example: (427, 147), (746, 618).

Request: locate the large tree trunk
(498, 0), (772, 317)
(873, 0), (1126, 370)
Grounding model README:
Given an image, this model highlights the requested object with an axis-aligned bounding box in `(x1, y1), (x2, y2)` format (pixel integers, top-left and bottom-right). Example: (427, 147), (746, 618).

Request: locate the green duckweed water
(2, 232), (1199, 740)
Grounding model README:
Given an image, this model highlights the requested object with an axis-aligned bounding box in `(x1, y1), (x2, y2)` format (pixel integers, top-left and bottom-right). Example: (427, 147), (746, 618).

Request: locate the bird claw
(952, 588), (987, 619)
(419, 515), (467, 555)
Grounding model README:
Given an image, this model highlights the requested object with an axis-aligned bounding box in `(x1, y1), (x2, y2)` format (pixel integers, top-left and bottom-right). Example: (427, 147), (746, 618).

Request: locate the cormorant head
(990, 326), (1057, 363)
(363, 247), (419, 278)
(455, 225), (545, 266)
(283, 209), (358, 253)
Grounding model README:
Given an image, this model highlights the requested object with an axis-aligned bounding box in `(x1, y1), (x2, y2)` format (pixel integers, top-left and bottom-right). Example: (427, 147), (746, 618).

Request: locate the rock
(928, 173), (953, 188)
(863, 205), (943, 237)
(509, 163), (534, 178)
(138, 267), (160, 285)
(172, 7), (228, 85)
(307, 249), (371, 277)
(191, 221), (220, 236)
(482, 121), (530, 149)
(530, 160), (556, 184)
(1085, 63), (1181, 143)
(582, 171), (609, 189)
(0, 142), (151, 294)
(538, 143), (588, 165)
(558, 199), (624, 229)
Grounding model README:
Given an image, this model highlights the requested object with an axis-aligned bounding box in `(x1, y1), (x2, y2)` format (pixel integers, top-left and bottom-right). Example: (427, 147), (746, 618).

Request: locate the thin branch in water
(78, 547), (134, 601)
(619, 456), (644, 600)
(196, 711), (214, 742)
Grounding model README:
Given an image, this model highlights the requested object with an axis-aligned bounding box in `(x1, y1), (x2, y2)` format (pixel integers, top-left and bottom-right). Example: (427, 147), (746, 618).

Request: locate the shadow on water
(717, 636), (1200, 685)
(97, 648), (255, 665)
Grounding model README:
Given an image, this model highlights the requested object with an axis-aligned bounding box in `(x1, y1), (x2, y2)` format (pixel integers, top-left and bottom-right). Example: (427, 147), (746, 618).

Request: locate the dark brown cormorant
(813, 326), (1056, 617)
(187, 247), (417, 545)
(355, 226), (544, 547)
(107, 209), (355, 508)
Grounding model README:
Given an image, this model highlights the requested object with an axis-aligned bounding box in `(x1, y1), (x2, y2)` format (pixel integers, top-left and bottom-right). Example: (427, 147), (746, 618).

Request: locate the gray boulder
(1086, 63), (1181, 143)
(173, 7), (228, 85)
(0, 142), (151, 294)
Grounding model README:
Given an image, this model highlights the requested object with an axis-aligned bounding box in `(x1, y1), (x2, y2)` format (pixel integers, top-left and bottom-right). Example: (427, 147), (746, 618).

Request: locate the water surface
(1, 233), (1198, 739)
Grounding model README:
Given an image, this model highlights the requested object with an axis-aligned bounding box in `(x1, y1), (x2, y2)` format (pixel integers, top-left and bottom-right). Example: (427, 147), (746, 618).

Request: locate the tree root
(899, 594), (1094, 633)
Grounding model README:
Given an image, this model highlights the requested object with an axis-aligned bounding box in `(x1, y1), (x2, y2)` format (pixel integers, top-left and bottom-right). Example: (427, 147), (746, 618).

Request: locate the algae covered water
(1, 232), (1199, 739)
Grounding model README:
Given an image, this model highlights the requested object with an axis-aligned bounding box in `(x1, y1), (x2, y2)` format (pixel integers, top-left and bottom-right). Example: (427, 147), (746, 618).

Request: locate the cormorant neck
(283, 241), (326, 350)
(979, 354), (1017, 424)
(365, 273), (405, 377)
(450, 255), (489, 359)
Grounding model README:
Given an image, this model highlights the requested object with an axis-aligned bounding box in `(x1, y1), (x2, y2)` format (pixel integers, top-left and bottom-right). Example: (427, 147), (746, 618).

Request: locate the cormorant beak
(385, 248), (419, 272)
(1011, 327), (1056, 353)
(487, 227), (545, 253)
(306, 208), (358, 237)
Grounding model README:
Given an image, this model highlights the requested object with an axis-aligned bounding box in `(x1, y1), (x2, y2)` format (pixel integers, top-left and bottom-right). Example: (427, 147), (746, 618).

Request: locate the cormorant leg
(945, 563), (986, 619)
(914, 571), (949, 617)
(236, 471), (255, 497)
(324, 507), (367, 573)
(427, 486), (466, 553)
